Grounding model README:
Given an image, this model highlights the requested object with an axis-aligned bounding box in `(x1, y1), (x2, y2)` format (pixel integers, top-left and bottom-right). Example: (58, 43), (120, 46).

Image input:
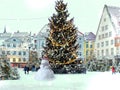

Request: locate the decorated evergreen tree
(0, 55), (20, 80)
(42, 0), (81, 74)
(27, 51), (40, 71)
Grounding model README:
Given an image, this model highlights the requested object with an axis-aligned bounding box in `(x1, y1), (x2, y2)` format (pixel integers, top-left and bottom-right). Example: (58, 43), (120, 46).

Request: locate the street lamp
(28, 46), (31, 61)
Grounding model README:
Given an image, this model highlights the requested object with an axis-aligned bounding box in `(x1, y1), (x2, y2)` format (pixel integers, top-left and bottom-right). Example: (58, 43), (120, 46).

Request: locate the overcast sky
(0, 0), (120, 34)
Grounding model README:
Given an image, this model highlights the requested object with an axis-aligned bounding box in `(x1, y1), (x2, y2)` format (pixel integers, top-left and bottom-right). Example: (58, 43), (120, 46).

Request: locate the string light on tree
(42, 0), (82, 74)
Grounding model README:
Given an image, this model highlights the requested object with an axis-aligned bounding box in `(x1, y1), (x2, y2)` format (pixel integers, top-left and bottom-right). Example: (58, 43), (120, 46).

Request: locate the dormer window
(13, 39), (16, 41)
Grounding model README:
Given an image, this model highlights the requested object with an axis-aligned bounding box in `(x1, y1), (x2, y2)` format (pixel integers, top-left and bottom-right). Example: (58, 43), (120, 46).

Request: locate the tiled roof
(12, 32), (30, 37)
(77, 30), (84, 36)
(107, 6), (120, 18)
(84, 32), (96, 41)
(107, 5), (120, 32)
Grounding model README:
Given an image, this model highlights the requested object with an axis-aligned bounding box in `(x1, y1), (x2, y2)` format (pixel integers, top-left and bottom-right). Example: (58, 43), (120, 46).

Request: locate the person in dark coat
(32, 65), (35, 72)
(24, 65), (27, 74)
(26, 66), (29, 74)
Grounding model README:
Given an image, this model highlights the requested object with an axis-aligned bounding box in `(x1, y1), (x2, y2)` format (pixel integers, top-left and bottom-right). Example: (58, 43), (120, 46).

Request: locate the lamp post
(28, 46), (31, 61)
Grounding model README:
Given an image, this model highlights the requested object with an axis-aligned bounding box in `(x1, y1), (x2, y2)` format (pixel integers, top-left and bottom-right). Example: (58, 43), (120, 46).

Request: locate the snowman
(34, 56), (55, 81)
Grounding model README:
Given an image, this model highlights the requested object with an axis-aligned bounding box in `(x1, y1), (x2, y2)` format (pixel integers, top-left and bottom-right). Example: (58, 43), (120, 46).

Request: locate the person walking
(32, 65), (35, 72)
(24, 65), (27, 74)
(111, 66), (116, 74)
(26, 66), (29, 74)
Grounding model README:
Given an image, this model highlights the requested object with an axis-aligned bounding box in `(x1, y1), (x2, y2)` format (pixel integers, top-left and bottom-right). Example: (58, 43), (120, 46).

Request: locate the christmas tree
(27, 51), (40, 71)
(0, 56), (20, 80)
(43, 0), (81, 74)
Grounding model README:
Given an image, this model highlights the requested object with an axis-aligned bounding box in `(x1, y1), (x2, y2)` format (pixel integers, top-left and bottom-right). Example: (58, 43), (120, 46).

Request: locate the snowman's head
(41, 59), (49, 66)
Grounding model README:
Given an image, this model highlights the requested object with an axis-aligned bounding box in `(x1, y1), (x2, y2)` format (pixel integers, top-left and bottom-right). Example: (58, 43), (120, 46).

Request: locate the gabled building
(95, 5), (120, 65)
(84, 32), (96, 63)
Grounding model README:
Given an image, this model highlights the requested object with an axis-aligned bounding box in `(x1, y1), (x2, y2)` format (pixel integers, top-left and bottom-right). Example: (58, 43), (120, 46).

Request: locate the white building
(95, 5), (120, 64)
(36, 24), (49, 58)
(0, 30), (32, 67)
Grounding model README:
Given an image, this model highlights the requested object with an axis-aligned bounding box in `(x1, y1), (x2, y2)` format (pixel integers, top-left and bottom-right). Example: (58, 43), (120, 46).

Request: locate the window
(19, 58), (21, 62)
(23, 58), (26, 62)
(8, 58), (10, 61)
(102, 34), (104, 38)
(2, 51), (5, 54)
(13, 39), (16, 41)
(13, 44), (16, 47)
(101, 50), (104, 56)
(79, 44), (82, 48)
(7, 44), (10, 47)
(111, 40), (114, 45)
(99, 35), (101, 40)
(86, 50), (88, 56)
(109, 32), (112, 37)
(79, 52), (82, 56)
(106, 41), (109, 46)
(101, 42), (104, 47)
(106, 49), (109, 56)
(18, 51), (21, 55)
(13, 58), (16, 62)
(105, 25), (108, 30)
(7, 51), (10, 55)
(97, 50), (99, 57)
(23, 51), (26, 55)
(2, 44), (5, 46)
(105, 33), (108, 38)
(97, 43), (99, 48)
(116, 47), (119, 53)
(13, 51), (16, 55)
(86, 44), (88, 48)
(90, 45), (92, 48)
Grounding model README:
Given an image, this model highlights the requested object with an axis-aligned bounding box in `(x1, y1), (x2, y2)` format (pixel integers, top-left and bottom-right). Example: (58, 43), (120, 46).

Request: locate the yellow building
(84, 32), (96, 63)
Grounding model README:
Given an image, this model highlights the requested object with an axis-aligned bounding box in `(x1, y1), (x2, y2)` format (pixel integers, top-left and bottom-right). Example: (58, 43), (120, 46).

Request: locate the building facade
(77, 31), (84, 60)
(84, 32), (96, 63)
(95, 5), (120, 65)
(36, 24), (49, 58)
(0, 30), (32, 67)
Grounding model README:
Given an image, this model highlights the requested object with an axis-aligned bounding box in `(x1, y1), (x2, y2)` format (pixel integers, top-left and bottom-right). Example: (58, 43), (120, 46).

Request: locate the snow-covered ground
(0, 69), (120, 90)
